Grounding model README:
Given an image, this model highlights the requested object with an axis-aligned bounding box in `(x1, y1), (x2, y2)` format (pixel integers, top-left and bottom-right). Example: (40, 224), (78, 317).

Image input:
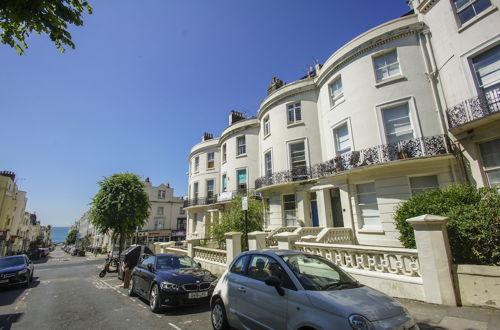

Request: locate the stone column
(407, 214), (457, 306)
(296, 191), (307, 226)
(248, 231), (267, 250)
(187, 239), (200, 258)
(225, 232), (242, 265)
(275, 232), (299, 250)
(316, 189), (332, 227)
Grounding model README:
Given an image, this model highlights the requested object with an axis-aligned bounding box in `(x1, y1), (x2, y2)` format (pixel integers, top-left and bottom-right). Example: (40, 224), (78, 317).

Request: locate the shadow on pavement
(0, 312), (23, 330)
(417, 323), (446, 329)
(162, 304), (211, 316)
(0, 287), (25, 307)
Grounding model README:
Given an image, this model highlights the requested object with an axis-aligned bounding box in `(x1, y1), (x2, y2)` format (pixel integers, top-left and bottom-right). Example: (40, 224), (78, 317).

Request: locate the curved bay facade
(186, 9), (498, 247)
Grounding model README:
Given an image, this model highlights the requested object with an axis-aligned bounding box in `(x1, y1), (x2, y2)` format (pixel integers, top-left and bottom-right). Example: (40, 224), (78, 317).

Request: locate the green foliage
(210, 195), (264, 250)
(89, 173), (150, 253)
(66, 228), (78, 244)
(394, 184), (500, 265)
(0, 0), (92, 55)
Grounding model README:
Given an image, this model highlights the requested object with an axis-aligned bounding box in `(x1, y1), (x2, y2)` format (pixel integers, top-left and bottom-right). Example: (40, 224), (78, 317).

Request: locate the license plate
(0, 279), (8, 283)
(188, 291), (208, 299)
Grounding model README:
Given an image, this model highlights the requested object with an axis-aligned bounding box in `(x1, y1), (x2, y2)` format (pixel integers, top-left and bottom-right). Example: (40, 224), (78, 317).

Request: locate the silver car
(210, 250), (418, 330)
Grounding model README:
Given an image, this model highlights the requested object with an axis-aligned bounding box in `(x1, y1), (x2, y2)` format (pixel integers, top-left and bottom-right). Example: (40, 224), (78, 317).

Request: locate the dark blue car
(0, 255), (34, 288)
(129, 254), (218, 312)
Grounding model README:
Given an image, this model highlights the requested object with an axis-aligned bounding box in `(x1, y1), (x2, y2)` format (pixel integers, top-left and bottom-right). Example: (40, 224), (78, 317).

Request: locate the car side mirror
(265, 275), (285, 296)
(197, 262), (202, 268)
(147, 264), (154, 272)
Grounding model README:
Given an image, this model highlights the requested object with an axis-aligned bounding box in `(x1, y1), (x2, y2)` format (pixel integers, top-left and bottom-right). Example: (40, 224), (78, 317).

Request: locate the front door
(330, 188), (344, 227)
(311, 201), (319, 227)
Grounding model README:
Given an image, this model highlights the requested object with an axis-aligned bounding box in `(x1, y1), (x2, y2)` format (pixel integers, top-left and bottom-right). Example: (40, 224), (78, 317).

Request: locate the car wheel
(211, 298), (229, 330)
(149, 284), (162, 313)
(128, 277), (136, 297)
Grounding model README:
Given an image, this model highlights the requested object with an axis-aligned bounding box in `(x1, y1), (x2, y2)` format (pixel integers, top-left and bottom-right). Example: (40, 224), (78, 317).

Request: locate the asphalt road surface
(0, 247), (212, 330)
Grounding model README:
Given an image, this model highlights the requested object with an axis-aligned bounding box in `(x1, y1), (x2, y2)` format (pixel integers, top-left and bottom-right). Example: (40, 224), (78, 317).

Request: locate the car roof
(1, 255), (26, 260)
(238, 249), (312, 257)
(156, 254), (186, 258)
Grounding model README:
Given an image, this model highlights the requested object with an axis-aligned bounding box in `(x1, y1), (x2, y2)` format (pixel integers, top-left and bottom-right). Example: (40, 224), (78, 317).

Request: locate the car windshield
(281, 254), (360, 291)
(0, 257), (25, 268)
(156, 255), (198, 270)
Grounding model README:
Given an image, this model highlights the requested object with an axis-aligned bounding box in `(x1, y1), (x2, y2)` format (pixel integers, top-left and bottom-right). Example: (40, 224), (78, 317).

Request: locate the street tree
(90, 173), (150, 254)
(209, 195), (264, 250)
(0, 0), (92, 55)
(66, 228), (78, 245)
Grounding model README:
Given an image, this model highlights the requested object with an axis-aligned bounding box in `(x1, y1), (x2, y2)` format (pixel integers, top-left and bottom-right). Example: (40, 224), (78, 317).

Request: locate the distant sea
(51, 227), (70, 243)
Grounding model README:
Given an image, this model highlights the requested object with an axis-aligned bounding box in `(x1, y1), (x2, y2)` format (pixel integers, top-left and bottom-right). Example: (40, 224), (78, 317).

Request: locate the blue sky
(0, 1), (410, 226)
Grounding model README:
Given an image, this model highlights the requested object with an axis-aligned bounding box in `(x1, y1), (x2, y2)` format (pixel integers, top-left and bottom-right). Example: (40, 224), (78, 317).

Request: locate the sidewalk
(397, 298), (500, 330)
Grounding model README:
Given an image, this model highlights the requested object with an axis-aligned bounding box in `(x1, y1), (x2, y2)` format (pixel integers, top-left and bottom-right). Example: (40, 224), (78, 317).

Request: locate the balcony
(183, 189), (262, 208)
(255, 134), (452, 189)
(446, 87), (500, 133)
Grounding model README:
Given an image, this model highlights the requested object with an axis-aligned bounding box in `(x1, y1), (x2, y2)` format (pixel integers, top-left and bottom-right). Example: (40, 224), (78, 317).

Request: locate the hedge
(394, 184), (499, 265)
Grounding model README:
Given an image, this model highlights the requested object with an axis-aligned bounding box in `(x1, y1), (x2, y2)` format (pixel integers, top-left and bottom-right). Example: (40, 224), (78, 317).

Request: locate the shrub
(209, 195), (264, 250)
(394, 184), (499, 265)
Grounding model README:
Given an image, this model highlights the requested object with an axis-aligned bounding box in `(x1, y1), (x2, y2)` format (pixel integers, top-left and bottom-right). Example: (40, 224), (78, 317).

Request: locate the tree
(0, 0), (92, 55)
(209, 195), (264, 250)
(89, 173), (150, 254)
(66, 228), (78, 245)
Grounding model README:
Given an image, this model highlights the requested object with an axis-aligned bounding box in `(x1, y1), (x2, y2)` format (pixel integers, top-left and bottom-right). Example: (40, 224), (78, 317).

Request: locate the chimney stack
(267, 77), (286, 95)
(229, 110), (245, 125)
(202, 132), (214, 141)
(0, 171), (15, 181)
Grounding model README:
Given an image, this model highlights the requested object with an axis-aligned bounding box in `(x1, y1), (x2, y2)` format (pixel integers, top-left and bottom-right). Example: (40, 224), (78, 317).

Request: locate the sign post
(242, 197), (248, 251)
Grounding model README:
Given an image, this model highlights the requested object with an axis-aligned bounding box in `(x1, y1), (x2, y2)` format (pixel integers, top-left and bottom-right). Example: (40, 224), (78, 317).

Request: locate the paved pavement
(1, 247), (498, 329)
(397, 298), (500, 330)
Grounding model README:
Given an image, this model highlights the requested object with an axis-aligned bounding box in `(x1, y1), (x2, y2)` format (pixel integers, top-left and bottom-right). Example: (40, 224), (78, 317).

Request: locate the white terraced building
(185, 1), (500, 248)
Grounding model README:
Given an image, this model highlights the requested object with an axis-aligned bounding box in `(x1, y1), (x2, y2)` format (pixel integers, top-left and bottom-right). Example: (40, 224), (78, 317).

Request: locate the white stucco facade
(185, 5), (498, 247)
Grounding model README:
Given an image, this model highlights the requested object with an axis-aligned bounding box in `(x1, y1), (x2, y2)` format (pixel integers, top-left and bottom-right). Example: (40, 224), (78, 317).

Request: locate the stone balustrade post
(187, 239), (200, 258)
(248, 231), (267, 250)
(158, 241), (175, 253)
(275, 232), (299, 250)
(407, 214), (457, 306)
(225, 232), (242, 265)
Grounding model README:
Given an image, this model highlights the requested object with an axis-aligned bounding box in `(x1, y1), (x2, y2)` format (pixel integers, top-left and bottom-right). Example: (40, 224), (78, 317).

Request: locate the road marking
(168, 323), (182, 330)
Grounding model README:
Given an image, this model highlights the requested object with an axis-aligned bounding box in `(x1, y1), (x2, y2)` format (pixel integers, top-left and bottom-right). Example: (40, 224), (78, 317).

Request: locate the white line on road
(168, 322), (182, 330)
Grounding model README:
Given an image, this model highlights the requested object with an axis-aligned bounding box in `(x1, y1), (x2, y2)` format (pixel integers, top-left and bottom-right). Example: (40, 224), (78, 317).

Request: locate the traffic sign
(242, 197), (248, 211)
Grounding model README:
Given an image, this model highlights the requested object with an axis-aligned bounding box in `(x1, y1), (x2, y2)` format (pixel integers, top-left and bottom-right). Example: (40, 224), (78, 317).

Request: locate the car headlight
(211, 278), (219, 287)
(348, 314), (374, 330)
(160, 281), (179, 290)
(18, 269), (28, 275)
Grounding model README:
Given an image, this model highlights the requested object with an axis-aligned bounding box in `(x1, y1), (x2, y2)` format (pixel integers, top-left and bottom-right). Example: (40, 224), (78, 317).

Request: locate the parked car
(210, 250), (418, 330)
(0, 255), (34, 289)
(128, 254), (218, 312)
(39, 248), (49, 257)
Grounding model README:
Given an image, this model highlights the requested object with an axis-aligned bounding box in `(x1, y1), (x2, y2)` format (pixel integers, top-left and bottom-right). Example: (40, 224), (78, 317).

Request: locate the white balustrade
(294, 242), (420, 277)
(265, 226), (298, 247)
(316, 228), (354, 244)
(193, 246), (227, 265)
(294, 227), (323, 238)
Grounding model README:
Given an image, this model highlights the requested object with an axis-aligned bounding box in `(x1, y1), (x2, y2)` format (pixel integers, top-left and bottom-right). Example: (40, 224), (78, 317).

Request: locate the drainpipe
(418, 30), (448, 135)
(419, 30), (469, 183)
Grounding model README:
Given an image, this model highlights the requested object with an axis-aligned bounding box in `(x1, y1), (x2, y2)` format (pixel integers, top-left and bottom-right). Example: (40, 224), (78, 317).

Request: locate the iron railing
(256, 134), (451, 189)
(446, 87), (500, 129)
(183, 189), (262, 208)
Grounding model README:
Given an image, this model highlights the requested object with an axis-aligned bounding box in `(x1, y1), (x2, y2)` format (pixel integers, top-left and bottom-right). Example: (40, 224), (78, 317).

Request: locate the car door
(236, 255), (287, 330)
(136, 256), (155, 297)
(225, 255), (249, 325)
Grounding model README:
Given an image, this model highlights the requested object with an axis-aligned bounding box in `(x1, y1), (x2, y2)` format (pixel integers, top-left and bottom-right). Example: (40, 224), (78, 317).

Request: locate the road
(0, 247), (211, 330)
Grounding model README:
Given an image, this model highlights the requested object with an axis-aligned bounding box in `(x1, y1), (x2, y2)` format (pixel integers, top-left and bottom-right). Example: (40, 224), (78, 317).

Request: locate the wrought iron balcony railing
(255, 134), (451, 189)
(183, 189), (262, 207)
(446, 87), (500, 130)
